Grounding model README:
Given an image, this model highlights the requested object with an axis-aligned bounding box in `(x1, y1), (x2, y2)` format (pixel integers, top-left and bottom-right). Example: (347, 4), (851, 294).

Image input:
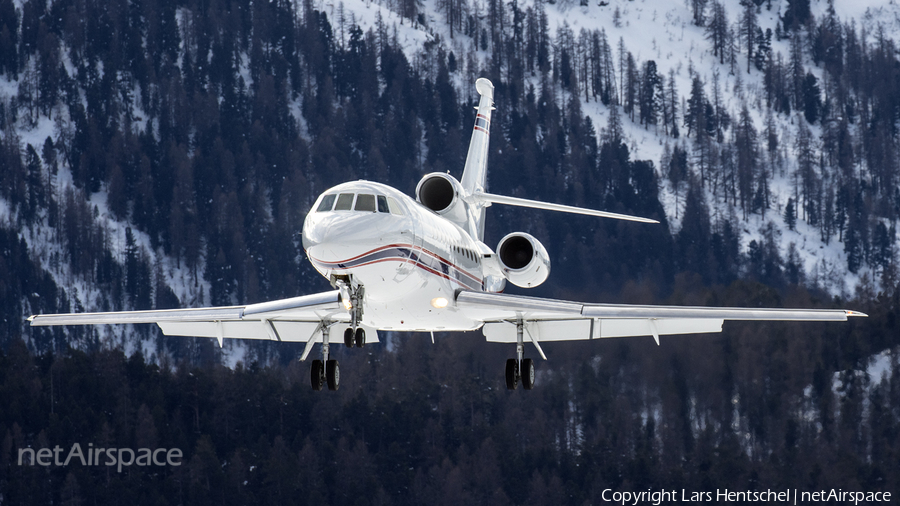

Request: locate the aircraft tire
(326, 360), (340, 391)
(505, 359), (518, 390)
(522, 359), (535, 390)
(354, 328), (366, 348)
(311, 360), (324, 391)
(344, 328), (355, 348)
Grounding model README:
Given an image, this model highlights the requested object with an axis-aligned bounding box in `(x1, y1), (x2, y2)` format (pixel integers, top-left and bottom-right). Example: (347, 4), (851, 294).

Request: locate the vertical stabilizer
(461, 78), (494, 240)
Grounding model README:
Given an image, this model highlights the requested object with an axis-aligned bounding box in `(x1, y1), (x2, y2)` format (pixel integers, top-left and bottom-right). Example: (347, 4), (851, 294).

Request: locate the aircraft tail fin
(461, 78), (494, 239)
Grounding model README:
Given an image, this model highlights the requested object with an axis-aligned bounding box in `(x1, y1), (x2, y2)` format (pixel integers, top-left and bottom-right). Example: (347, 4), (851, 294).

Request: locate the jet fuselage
(302, 180), (497, 332)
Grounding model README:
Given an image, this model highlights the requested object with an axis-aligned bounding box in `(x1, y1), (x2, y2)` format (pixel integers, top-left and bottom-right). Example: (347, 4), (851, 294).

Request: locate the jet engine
(496, 232), (551, 288)
(416, 173), (468, 224)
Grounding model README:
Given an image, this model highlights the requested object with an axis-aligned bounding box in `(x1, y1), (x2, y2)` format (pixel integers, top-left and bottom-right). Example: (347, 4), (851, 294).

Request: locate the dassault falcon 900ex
(30, 78), (866, 391)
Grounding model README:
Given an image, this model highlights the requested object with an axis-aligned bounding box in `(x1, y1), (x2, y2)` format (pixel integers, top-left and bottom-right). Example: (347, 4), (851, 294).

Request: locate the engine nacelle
(496, 232), (551, 288)
(416, 173), (468, 224)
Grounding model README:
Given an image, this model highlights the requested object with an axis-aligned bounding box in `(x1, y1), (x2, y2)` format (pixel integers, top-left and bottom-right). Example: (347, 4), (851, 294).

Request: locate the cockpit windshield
(354, 194), (376, 211)
(334, 193), (354, 210)
(316, 193), (404, 215)
(316, 194), (336, 212)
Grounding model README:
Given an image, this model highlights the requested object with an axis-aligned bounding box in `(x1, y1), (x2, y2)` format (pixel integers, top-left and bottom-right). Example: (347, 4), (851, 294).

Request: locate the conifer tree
(784, 197), (797, 230)
(705, 1), (729, 64)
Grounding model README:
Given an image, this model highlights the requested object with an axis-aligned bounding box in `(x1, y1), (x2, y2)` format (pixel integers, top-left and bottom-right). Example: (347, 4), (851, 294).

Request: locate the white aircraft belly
(348, 260), (483, 331)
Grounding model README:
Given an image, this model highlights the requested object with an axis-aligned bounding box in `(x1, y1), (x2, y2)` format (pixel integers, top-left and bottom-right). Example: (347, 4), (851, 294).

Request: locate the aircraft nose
(303, 212), (384, 259)
(304, 213), (349, 250)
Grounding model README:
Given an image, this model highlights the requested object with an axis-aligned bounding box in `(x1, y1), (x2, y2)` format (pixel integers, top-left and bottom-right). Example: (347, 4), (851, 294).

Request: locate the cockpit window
(355, 194), (376, 212)
(377, 195), (390, 213)
(334, 193), (354, 210)
(387, 197), (404, 215)
(316, 194), (336, 212)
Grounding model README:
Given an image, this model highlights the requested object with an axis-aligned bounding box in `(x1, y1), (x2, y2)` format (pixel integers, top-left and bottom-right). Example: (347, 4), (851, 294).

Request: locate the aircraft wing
(28, 291), (376, 349)
(455, 290), (866, 347)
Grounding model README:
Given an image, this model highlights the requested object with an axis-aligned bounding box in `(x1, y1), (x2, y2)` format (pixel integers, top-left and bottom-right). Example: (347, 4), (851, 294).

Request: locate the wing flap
(483, 320), (591, 342)
(158, 320), (379, 343)
(483, 318), (724, 342)
(600, 318), (724, 338)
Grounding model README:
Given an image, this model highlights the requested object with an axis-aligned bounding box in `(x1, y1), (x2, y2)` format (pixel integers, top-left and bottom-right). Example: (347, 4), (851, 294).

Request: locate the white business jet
(29, 78), (866, 391)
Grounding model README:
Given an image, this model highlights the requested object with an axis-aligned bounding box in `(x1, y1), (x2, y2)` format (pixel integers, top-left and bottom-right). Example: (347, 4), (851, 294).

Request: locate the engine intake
(496, 232), (551, 288)
(416, 173), (468, 224)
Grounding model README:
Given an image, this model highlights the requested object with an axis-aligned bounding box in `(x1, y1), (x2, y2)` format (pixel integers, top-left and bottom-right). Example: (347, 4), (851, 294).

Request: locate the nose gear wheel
(344, 327), (355, 348)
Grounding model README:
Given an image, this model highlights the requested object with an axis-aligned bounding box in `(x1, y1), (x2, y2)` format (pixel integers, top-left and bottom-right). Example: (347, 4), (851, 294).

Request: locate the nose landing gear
(309, 277), (367, 391)
(343, 327), (366, 348)
(335, 277), (366, 349)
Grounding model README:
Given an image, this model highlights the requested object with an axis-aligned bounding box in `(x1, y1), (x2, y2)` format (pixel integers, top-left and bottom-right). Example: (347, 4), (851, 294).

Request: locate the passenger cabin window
(334, 193), (354, 210)
(355, 194), (376, 212)
(377, 195), (390, 213)
(316, 194), (336, 212)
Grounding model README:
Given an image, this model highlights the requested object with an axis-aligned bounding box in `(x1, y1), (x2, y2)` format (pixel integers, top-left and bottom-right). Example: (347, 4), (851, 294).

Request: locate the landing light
(338, 284), (353, 310)
(431, 297), (449, 309)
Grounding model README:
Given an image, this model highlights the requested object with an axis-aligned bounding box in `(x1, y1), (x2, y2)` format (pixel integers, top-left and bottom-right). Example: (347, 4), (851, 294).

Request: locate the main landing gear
(505, 358), (535, 390)
(505, 319), (536, 390)
(311, 324), (340, 391)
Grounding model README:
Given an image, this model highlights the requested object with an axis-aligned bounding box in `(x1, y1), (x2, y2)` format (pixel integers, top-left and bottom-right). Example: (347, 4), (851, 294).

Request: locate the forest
(0, 0), (898, 502)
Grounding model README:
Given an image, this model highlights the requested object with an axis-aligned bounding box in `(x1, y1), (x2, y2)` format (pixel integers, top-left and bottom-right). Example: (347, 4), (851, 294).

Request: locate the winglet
(846, 310), (868, 317)
(27, 315), (35, 322)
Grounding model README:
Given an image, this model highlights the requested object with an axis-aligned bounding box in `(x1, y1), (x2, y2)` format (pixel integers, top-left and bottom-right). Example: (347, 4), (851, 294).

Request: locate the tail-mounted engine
(416, 173), (469, 225)
(496, 232), (551, 288)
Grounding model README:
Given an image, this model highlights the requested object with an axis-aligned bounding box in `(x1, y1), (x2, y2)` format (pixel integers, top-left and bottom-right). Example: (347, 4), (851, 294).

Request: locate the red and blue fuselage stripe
(309, 244), (484, 291)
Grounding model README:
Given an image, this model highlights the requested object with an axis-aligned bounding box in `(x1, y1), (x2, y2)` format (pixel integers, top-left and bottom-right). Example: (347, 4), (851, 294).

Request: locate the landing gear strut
(310, 324), (340, 391)
(335, 278), (366, 348)
(310, 278), (367, 391)
(505, 319), (535, 390)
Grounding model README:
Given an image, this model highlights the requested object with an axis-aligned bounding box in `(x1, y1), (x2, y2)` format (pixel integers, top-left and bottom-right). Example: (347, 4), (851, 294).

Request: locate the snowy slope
(347, 0), (898, 297)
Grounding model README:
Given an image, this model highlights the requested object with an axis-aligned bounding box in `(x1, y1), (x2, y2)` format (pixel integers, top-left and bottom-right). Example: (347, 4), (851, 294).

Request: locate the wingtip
(26, 315), (35, 322)
(846, 310), (868, 318)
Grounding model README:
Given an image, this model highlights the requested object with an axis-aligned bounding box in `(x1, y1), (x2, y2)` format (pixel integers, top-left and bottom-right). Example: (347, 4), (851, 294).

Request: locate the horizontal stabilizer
(472, 192), (659, 224)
